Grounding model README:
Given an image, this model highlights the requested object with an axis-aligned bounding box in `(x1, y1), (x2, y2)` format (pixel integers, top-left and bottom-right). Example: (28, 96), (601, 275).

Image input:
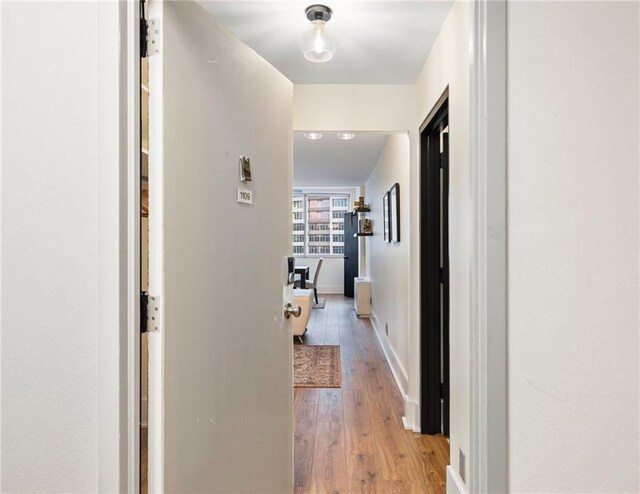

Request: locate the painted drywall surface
(160, 2), (293, 492)
(294, 258), (344, 294)
(365, 134), (411, 383)
(507, 2), (639, 491)
(1, 2), (100, 491)
(414, 0), (470, 478)
(294, 85), (416, 133)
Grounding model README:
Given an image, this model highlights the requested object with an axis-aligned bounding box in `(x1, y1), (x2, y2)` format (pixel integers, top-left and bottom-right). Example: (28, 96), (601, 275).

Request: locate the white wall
(365, 134), (411, 393)
(1, 2), (128, 491)
(414, 0), (470, 480)
(507, 2), (640, 491)
(294, 257), (344, 294)
(294, 85), (416, 133)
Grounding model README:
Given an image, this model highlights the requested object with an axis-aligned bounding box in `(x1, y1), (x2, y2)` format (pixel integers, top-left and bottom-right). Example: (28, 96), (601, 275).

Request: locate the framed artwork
(383, 192), (390, 242)
(389, 183), (400, 242)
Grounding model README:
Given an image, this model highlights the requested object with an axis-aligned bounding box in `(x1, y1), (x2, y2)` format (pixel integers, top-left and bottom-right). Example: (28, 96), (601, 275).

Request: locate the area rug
(293, 345), (341, 388)
(313, 297), (326, 309)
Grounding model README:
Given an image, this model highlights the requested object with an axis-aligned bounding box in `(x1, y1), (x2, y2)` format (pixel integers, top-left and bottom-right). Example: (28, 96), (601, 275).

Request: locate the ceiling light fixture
(299, 5), (337, 63)
(337, 133), (355, 140)
(304, 132), (323, 140)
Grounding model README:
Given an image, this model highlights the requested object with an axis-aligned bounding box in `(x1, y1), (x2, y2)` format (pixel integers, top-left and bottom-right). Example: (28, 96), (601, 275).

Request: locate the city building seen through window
(292, 192), (349, 256)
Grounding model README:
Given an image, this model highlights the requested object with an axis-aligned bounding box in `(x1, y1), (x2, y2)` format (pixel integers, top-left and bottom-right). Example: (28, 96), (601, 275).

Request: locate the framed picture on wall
(390, 183), (400, 242)
(383, 192), (390, 242)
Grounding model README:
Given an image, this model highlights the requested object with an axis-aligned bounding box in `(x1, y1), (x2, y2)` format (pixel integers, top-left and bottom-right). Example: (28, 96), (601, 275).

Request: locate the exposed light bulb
(337, 133), (356, 140)
(304, 132), (323, 140)
(299, 5), (337, 63)
(314, 23), (325, 54)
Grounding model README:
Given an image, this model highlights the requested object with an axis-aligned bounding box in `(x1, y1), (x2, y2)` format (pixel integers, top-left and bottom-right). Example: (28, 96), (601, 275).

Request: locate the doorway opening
(291, 130), (450, 489)
(420, 92), (450, 436)
(139, 52), (150, 494)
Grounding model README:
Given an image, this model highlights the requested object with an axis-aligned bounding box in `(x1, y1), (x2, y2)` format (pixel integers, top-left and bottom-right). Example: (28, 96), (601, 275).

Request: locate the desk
(295, 266), (309, 289)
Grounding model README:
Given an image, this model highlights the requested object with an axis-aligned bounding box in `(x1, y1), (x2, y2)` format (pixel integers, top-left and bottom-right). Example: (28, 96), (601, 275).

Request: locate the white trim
(0, 2), (4, 491)
(370, 311), (419, 431)
(317, 286), (344, 295)
(98, 2), (137, 492)
(469, 1), (508, 493)
(447, 466), (468, 494)
(125, 2), (141, 493)
(370, 311), (409, 395)
(147, 0), (165, 491)
(401, 399), (420, 433)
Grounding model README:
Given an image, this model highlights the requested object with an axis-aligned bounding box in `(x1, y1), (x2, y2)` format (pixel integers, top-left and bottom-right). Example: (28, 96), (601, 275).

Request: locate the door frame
(96, 0), (142, 492)
(419, 92), (449, 436)
(111, 1), (508, 491)
(124, 1), (142, 492)
(469, 1), (507, 492)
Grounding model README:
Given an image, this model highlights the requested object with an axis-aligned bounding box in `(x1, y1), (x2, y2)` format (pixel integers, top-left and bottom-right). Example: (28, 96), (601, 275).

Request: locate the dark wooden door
(343, 213), (359, 298)
(441, 132), (450, 437)
(420, 93), (450, 436)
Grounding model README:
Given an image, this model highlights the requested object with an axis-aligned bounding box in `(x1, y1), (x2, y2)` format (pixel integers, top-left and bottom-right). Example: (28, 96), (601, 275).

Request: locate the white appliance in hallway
(354, 277), (371, 316)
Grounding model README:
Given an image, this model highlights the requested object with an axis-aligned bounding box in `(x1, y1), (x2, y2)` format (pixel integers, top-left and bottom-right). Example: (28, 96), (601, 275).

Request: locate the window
(292, 192), (350, 256)
(309, 223), (330, 232)
(309, 246), (331, 255)
(309, 235), (330, 243)
(332, 197), (348, 208)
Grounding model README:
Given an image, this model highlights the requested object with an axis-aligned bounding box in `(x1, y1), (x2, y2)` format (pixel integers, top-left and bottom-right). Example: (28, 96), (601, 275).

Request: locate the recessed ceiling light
(304, 132), (323, 140)
(337, 133), (356, 140)
(299, 5), (337, 63)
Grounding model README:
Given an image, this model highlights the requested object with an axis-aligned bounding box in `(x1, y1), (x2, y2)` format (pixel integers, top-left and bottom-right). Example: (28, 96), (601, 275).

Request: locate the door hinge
(141, 291), (148, 333)
(140, 1), (160, 58)
(147, 295), (161, 332)
(440, 382), (444, 399)
(145, 18), (161, 57)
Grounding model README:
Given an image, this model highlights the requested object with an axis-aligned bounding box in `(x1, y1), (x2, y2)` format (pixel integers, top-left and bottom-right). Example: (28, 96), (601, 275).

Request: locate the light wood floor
(294, 295), (449, 494)
(141, 427), (147, 494)
(140, 295), (449, 493)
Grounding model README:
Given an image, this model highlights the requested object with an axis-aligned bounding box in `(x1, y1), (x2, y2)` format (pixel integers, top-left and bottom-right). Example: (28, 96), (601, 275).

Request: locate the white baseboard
(446, 466), (467, 494)
(317, 285), (343, 295)
(403, 398), (421, 432)
(370, 310), (411, 414)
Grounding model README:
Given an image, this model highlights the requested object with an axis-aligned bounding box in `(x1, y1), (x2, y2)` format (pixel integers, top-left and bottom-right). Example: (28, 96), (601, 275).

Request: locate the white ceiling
(198, 1), (454, 84)
(293, 132), (390, 186)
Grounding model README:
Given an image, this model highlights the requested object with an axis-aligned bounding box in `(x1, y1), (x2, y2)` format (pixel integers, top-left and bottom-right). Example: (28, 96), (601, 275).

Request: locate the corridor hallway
(294, 296), (449, 493)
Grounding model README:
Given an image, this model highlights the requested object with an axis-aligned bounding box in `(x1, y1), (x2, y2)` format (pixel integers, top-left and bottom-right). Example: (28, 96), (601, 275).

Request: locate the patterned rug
(293, 345), (341, 388)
